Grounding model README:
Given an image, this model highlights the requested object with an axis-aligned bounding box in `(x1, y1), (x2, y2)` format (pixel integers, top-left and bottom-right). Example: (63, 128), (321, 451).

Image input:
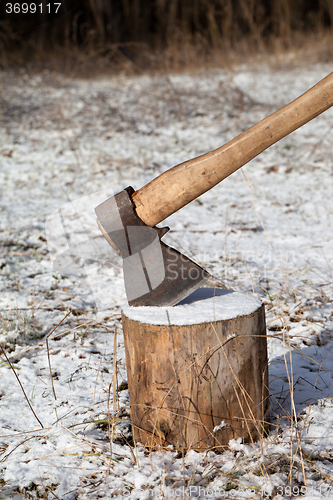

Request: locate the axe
(95, 72), (333, 307)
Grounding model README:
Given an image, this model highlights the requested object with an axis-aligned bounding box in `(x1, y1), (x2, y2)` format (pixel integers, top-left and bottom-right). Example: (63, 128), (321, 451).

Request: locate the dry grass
(0, 41), (332, 497)
(1, 0), (333, 76)
(1, 31), (332, 80)
(1, 218), (332, 496)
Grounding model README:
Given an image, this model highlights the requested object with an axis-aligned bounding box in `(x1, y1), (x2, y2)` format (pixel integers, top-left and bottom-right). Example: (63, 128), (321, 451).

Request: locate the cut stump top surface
(122, 288), (262, 326)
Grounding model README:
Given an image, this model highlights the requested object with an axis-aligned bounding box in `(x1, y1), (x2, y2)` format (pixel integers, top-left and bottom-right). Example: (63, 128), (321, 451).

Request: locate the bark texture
(122, 298), (269, 451)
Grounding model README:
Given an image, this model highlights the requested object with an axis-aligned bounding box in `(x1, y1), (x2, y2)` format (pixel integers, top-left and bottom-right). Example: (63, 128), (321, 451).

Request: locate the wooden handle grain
(132, 72), (333, 227)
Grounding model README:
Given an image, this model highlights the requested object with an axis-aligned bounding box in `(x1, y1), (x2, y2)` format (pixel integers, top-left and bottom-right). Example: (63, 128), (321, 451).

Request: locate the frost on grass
(0, 60), (333, 498)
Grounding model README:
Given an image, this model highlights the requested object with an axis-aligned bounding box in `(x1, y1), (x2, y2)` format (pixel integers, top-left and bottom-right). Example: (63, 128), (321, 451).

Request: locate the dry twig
(46, 311), (71, 401)
(0, 345), (44, 428)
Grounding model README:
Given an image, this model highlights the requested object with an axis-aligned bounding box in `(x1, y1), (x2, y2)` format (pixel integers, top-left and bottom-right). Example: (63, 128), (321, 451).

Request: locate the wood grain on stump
(122, 288), (269, 452)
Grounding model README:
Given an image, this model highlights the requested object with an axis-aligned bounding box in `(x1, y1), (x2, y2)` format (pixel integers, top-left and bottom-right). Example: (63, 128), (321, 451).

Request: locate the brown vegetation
(0, 0), (332, 71)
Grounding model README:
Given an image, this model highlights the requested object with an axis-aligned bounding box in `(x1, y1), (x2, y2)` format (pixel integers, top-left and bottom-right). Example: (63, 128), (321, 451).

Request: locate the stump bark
(121, 288), (269, 452)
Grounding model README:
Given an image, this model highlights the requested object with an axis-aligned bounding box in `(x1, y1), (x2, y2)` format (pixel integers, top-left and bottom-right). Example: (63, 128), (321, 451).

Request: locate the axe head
(95, 187), (210, 307)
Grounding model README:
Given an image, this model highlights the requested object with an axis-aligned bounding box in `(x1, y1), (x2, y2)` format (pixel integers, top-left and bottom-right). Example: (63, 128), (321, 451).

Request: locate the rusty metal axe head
(95, 187), (210, 307)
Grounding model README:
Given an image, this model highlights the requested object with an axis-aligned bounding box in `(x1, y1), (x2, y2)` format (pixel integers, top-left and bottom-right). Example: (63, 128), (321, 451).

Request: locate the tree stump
(121, 288), (269, 452)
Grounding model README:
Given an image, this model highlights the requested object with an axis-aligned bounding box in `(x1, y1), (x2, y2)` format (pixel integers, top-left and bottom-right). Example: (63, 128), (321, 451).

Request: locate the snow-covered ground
(0, 58), (332, 499)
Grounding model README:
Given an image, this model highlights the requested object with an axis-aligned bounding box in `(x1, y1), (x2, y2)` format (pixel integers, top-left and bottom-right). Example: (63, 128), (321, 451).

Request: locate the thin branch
(93, 357), (102, 412)
(111, 326), (118, 459)
(46, 311), (72, 401)
(0, 345), (44, 428)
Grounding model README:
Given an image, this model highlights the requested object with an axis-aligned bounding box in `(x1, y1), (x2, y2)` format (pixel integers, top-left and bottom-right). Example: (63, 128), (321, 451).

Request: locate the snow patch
(122, 288), (262, 325)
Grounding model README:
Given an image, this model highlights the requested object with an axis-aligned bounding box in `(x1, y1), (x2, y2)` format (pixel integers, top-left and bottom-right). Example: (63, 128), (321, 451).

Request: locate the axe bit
(95, 72), (333, 307)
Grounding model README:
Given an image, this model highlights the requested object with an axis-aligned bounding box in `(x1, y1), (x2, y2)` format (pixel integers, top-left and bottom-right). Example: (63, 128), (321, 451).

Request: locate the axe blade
(95, 188), (210, 307)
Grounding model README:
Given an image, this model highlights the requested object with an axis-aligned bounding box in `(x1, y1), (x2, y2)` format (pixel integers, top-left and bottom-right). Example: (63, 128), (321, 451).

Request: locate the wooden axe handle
(132, 72), (333, 227)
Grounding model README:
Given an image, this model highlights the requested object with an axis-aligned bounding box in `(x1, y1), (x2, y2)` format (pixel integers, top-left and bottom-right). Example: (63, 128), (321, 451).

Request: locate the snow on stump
(121, 288), (269, 452)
